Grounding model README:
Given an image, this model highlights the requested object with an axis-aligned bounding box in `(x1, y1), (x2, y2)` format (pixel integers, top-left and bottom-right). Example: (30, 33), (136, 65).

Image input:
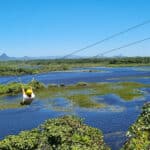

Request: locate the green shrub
(0, 116), (110, 150)
(122, 102), (150, 150)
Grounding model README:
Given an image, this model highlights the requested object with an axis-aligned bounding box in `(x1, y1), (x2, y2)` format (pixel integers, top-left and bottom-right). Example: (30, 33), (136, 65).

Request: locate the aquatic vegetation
(92, 82), (149, 100)
(37, 87), (104, 109)
(0, 80), (45, 96)
(0, 82), (22, 95)
(36, 81), (149, 109)
(54, 81), (148, 101)
(0, 80), (149, 110)
(67, 94), (105, 108)
(0, 80), (45, 110)
(122, 102), (150, 150)
(0, 116), (110, 150)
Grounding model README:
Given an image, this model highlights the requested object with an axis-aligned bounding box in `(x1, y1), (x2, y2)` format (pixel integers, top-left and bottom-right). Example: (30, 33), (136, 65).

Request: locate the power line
(94, 37), (150, 57)
(62, 19), (150, 58)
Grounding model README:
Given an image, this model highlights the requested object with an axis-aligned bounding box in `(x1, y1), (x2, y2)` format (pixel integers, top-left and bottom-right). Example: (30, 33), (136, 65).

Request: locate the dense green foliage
(0, 57), (150, 76)
(0, 116), (110, 150)
(25, 57), (150, 65)
(122, 102), (150, 150)
(0, 60), (69, 76)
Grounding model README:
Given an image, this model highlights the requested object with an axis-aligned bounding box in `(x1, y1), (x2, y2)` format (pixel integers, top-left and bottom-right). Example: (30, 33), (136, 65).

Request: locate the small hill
(0, 53), (31, 61)
(0, 53), (11, 60)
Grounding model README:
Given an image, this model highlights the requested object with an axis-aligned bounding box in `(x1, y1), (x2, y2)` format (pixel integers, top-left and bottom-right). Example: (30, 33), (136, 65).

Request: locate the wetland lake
(0, 66), (150, 150)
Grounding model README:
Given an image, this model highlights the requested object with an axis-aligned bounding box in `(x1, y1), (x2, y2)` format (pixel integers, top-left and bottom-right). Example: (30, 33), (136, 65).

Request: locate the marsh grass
(91, 82), (148, 100)
(37, 81), (149, 109)
(0, 81), (149, 110)
(67, 94), (105, 108)
(37, 86), (103, 108)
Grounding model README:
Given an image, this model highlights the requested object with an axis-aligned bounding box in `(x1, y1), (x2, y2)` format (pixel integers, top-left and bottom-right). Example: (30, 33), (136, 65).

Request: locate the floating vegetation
(91, 82), (149, 100)
(67, 94), (105, 108)
(0, 116), (110, 150)
(0, 80), (149, 110)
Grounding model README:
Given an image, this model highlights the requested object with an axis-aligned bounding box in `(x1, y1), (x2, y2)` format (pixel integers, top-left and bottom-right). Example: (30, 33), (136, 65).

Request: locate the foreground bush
(122, 102), (150, 150)
(0, 116), (110, 150)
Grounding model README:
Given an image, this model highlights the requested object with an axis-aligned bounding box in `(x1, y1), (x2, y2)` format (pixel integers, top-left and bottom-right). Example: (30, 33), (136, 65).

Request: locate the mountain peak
(0, 53), (10, 60)
(0, 53), (9, 58)
(1, 53), (8, 56)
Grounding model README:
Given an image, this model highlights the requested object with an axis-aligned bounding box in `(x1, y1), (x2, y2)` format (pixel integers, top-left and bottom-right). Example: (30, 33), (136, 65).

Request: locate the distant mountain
(0, 53), (83, 61)
(0, 53), (15, 60)
(0, 53), (9, 59)
(0, 53), (37, 61)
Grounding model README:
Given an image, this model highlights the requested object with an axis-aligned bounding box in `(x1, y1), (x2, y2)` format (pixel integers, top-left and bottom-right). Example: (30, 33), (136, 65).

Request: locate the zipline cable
(94, 37), (150, 57)
(62, 19), (150, 58)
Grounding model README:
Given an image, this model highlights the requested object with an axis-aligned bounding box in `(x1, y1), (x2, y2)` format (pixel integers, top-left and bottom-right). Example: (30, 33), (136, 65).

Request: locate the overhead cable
(62, 19), (150, 58)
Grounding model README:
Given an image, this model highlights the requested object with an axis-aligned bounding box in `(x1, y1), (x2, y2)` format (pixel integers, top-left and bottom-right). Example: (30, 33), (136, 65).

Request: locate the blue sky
(0, 0), (150, 57)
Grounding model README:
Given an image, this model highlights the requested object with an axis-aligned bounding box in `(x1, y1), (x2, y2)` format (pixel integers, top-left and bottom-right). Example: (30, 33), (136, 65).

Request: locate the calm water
(0, 66), (150, 85)
(0, 66), (150, 150)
